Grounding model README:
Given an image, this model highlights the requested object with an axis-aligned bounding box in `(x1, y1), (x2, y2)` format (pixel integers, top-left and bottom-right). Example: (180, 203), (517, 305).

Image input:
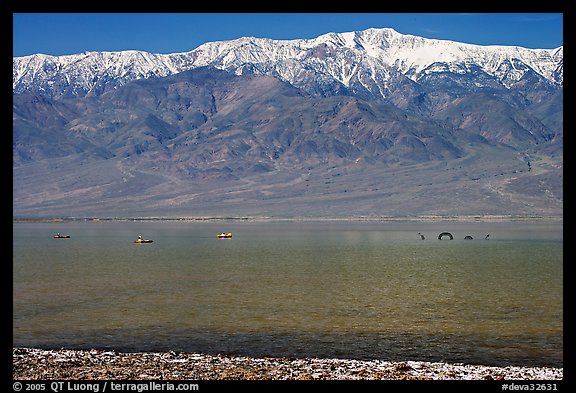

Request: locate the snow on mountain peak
(13, 27), (562, 99)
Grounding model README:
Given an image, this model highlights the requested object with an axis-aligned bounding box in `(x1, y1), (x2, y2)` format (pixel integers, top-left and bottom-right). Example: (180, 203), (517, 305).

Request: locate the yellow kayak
(216, 233), (233, 238)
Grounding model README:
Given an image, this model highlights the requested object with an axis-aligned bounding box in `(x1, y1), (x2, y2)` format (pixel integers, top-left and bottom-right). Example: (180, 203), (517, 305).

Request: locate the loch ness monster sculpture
(438, 232), (453, 240)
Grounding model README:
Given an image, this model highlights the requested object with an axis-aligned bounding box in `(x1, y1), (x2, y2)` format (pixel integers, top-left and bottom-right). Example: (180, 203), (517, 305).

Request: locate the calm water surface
(13, 220), (563, 367)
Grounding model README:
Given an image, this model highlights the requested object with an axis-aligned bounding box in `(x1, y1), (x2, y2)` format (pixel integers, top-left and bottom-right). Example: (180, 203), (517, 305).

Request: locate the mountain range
(13, 28), (563, 218)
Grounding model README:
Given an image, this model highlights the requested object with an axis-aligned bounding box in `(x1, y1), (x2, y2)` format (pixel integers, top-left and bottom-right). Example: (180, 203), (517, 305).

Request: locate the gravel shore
(13, 347), (563, 380)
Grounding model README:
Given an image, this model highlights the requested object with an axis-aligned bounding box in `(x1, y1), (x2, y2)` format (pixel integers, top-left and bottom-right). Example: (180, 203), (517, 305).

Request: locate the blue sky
(13, 13), (563, 57)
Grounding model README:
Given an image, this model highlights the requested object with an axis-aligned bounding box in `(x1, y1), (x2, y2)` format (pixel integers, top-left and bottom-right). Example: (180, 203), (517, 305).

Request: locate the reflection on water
(13, 220), (563, 367)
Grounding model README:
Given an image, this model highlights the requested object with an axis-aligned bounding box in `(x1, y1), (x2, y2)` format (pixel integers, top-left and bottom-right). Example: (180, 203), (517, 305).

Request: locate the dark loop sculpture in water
(438, 232), (453, 240)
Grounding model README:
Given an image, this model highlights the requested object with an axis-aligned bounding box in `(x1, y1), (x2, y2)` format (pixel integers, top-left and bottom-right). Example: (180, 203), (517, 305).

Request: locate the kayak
(53, 235), (70, 238)
(216, 233), (233, 238)
(134, 239), (153, 243)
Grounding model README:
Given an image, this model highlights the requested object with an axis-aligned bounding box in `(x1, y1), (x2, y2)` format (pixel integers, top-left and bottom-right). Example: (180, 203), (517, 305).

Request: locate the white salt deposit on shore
(13, 348), (563, 380)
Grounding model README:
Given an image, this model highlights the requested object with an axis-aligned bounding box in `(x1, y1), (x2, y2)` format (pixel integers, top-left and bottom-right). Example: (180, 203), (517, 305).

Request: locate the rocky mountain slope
(12, 28), (563, 218)
(13, 28), (562, 100)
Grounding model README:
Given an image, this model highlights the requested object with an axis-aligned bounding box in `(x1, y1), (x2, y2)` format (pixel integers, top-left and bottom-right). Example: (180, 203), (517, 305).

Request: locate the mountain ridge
(12, 28), (563, 218)
(13, 28), (563, 100)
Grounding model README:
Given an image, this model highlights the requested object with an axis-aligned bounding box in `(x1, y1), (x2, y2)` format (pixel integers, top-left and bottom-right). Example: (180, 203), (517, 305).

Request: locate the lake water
(13, 220), (563, 367)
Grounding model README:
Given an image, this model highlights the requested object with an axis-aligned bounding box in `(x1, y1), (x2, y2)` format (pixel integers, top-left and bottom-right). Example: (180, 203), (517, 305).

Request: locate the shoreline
(13, 348), (563, 380)
(13, 215), (564, 223)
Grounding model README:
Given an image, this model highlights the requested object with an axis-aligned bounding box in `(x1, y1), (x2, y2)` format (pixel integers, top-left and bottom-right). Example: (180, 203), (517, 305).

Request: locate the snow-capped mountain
(12, 27), (563, 218)
(13, 28), (563, 100)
